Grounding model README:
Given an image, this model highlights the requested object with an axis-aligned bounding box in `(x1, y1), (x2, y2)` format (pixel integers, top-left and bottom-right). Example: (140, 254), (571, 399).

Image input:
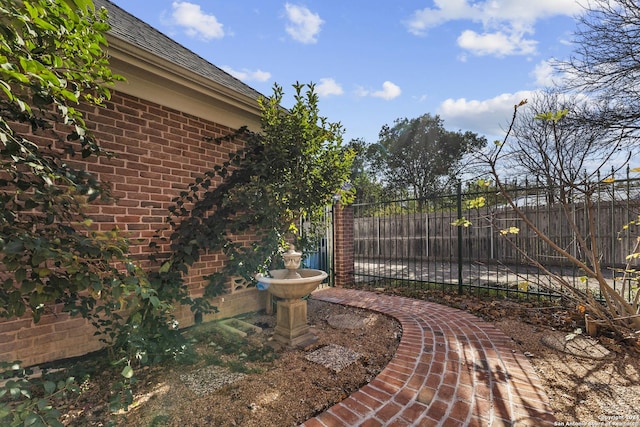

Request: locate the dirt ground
(56, 293), (640, 426)
(60, 299), (402, 426)
(496, 318), (640, 425)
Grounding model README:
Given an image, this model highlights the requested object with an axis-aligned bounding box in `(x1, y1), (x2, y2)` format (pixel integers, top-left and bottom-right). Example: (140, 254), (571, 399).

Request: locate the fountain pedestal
(274, 297), (315, 347)
(255, 247), (327, 348)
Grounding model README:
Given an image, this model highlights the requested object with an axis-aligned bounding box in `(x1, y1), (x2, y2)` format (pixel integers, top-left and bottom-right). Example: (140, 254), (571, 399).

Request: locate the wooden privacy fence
(355, 199), (640, 268)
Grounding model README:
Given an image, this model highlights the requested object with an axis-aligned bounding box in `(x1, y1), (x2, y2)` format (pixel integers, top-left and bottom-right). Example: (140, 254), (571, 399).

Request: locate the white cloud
(284, 4), (323, 44)
(457, 30), (537, 57)
(222, 66), (271, 83)
(354, 86), (369, 98)
(531, 59), (578, 88)
(437, 90), (535, 139)
(355, 81), (402, 100)
(371, 81), (402, 100)
(405, 0), (582, 57)
(532, 60), (556, 87)
(171, 2), (224, 40)
(405, 0), (474, 35)
(316, 78), (343, 97)
(436, 61), (586, 138)
(406, 0), (581, 33)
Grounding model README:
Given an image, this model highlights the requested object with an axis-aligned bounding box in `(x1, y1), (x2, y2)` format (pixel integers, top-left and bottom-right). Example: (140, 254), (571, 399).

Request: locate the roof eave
(105, 35), (263, 132)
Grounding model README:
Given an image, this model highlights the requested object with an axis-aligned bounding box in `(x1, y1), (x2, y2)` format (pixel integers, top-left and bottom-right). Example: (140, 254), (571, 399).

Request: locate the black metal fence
(352, 174), (640, 302)
(301, 206), (333, 285)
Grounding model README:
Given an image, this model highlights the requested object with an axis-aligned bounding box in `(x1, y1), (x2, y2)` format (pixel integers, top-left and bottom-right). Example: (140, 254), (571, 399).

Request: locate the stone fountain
(255, 247), (327, 347)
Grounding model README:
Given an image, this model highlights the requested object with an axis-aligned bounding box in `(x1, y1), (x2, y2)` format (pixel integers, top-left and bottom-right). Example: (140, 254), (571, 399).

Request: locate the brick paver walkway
(301, 288), (556, 427)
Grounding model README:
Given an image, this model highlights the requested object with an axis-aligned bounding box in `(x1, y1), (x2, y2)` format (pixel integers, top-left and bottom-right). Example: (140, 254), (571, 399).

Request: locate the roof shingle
(94, 0), (264, 102)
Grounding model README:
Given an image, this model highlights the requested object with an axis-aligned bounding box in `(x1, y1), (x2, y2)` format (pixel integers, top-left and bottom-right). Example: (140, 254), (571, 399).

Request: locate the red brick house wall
(0, 0), (274, 367)
(0, 90), (267, 367)
(81, 91), (238, 268)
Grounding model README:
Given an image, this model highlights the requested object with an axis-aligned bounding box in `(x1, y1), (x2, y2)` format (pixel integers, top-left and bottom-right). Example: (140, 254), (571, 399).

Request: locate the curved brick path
(301, 288), (556, 427)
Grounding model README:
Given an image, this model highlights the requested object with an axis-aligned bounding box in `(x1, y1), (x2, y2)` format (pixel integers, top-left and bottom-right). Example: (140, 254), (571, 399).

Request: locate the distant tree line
(348, 114), (486, 203)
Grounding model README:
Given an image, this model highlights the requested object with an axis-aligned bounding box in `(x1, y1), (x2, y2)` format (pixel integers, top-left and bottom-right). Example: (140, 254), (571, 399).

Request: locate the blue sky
(107, 0), (583, 144)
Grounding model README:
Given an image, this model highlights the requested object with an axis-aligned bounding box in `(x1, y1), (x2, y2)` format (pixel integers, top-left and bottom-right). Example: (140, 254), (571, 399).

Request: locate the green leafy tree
(372, 114), (487, 201)
(345, 138), (384, 203)
(0, 0), (140, 321)
(161, 82), (355, 295)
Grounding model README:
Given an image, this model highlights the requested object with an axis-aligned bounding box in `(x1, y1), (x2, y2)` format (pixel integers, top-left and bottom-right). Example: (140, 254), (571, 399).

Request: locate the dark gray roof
(94, 0), (265, 102)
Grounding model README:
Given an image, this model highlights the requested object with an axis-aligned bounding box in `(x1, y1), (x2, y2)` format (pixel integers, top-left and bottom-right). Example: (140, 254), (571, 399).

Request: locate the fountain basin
(255, 269), (327, 300)
(255, 267), (327, 348)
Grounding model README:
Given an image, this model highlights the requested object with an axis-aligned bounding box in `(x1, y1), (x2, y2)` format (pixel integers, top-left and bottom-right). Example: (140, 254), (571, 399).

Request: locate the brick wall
(0, 90), (266, 367)
(333, 204), (355, 287)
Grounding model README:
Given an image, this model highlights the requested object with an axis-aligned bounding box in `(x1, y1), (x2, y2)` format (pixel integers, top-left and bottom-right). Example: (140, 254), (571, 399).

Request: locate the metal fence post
(457, 181), (463, 295)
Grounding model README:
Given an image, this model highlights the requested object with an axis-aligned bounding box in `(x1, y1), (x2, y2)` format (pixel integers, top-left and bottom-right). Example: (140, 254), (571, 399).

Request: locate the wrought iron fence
(352, 172), (640, 302)
(300, 205), (334, 285)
